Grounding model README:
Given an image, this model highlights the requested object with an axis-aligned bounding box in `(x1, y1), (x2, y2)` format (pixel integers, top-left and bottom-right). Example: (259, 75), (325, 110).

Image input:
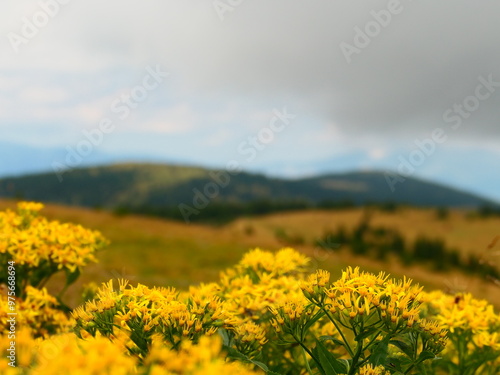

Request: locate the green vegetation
(1, 164), (498, 222)
(314, 214), (500, 281)
(118, 199), (313, 224)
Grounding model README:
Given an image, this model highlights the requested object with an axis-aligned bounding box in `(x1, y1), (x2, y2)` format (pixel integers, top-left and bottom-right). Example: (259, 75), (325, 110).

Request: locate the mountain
(0, 163), (497, 214)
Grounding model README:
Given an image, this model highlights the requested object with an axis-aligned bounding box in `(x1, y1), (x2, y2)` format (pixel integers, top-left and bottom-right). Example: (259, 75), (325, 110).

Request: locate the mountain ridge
(0, 163), (497, 213)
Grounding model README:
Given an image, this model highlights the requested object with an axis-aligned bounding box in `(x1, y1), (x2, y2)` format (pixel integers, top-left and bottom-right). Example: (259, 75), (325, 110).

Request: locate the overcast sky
(1, 0), (499, 201)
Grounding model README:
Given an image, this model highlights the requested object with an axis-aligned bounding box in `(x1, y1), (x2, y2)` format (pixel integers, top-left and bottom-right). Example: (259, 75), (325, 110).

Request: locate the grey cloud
(4, 0), (500, 141)
(152, 0), (500, 141)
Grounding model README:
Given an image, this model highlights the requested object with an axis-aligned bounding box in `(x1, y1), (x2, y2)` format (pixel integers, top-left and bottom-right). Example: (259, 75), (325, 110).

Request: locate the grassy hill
(1, 199), (498, 309)
(0, 164), (497, 223)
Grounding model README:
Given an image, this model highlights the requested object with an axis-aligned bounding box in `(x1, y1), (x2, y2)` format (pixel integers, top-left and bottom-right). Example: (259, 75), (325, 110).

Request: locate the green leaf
(312, 347), (327, 375)
(389, 339), (413, 357)
(218, 328), (233, 347)
(355, 327), (379, 342)
(385, 356), (412, 372)
(224, 345), (271, 373)
(416, 350), (436, 364)
(338, 359), (350, 373)
(314, 339), (348, 375)
(65, 267), (81, 287)
(320, 335), (337, 341)
(369, 335), (390, 366)
(250, 360), (269, 372)
(224, 346), (248, 362)
(247, 268), (261, 284)
(303, 309), (325, 332)
(320, 335), (346, 348)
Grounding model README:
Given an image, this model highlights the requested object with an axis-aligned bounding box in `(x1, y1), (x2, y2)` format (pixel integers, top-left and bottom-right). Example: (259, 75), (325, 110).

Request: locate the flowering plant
(0, 202), (499, 374)
(0, 202), (108, 303)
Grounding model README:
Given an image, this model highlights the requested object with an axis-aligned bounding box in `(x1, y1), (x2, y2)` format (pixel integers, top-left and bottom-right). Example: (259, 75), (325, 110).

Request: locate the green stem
(292, 332), (320, 369)
(301, 346), (314, 375)
(364, 331), (382, 351)
(321, 307), (355, 357)
(454, 334), (466, 375)
(347, 316), (367, 375)
(348, 338), (365, 375)
(404, 364), (415, 374)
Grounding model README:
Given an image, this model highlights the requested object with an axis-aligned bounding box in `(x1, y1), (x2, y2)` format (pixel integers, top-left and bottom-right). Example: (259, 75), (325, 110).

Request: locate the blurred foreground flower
(0, 201), (108, 301)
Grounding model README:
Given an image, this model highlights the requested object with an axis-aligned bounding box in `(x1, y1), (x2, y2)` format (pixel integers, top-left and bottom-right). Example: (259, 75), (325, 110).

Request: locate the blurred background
(1, 1), (499, 306)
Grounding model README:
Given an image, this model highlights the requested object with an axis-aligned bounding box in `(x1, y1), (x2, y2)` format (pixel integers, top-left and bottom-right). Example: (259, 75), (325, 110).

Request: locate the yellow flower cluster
(1, 329), (263, 375)
(238, 247), (310, 275)
(72, 248), (314, 369)
(0, 202), (107, 272)
(146, 334), (262, 375)
(424, 290), (499, 333)
(0, 330), (136, 375)
(473, 331), (500, 351)
(302, 267), (425, 330)
(73, 279), (238, 355)
(17, 202), (44, 212)
(217, 248), (310, 322)
(356, 363), (391, 375)
(422, 290), (500, 371)
(34, 332), (136, 375)
(269, 295), (316, 337)
(418, 319), (448, 339)
(233, 321), (268, 356)
(0, 286), (72, 338)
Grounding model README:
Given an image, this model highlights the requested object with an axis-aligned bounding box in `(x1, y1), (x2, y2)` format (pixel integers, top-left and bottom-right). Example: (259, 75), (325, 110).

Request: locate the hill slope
(0, 163), (496, 211)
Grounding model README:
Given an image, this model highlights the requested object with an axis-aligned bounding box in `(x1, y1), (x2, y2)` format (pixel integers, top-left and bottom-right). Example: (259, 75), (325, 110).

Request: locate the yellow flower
(238, 247), (309, 275)
(33, 332), (137, 375)
(357, 363), (390, 374)
(473, 331), (500, 350)
(145, 334), (262, 374)
(0, 286), (72, 338)
(423, 291), (499, 333)
(17, 201), (44, 212)
(0, 202), (107, 273)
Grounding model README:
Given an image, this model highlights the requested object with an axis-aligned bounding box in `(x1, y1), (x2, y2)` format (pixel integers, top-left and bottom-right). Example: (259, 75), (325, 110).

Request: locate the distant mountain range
(0, 163), (497, 213)
(0, 141), (116, 177)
